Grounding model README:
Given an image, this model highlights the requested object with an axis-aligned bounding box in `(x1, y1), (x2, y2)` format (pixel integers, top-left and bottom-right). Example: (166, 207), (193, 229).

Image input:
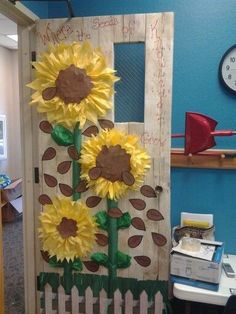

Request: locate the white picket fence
(40, 284), (164, 314)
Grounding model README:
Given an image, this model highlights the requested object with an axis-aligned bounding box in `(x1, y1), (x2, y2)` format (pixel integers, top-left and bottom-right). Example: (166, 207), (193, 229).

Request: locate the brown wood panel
(171, 148), (236, 169)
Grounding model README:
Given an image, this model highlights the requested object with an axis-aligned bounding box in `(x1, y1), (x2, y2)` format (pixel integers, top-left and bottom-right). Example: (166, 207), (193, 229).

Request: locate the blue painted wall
(23, 1), (236, 253)
(21, 1), (48, 18)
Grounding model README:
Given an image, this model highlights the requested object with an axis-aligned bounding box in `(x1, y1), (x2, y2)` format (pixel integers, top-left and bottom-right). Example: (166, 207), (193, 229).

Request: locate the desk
(173, 254), (236, 312)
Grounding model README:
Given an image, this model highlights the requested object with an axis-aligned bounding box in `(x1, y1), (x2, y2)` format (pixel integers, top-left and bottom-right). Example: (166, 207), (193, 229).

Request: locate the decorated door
(23, 13), (173, 312)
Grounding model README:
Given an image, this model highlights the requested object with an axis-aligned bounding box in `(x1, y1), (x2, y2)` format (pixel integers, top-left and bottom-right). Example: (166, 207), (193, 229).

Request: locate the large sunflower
(38, 196), (97, 262)
(80, 129), (150, 200)
(28, 41), (119, 128)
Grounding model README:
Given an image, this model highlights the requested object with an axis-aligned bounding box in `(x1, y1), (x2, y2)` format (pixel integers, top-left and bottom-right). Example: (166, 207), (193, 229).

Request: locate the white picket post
(71, 285), (80, 314)
(154, 291), (164, 314)
(99, 288), (108, 314)
(114, 289), (122, 314)
(44, 284), (53, 314)
(85, 286), (93, 314)
(139, 291), (148, 314)
(124, 290), (133, 314)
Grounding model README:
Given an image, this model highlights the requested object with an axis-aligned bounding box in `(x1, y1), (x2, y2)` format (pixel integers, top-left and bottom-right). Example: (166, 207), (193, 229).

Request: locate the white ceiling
(0, 13), (18, 50)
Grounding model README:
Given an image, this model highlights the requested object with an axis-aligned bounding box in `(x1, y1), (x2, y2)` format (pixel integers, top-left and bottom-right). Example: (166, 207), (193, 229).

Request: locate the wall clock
(219, 44), (236, 94)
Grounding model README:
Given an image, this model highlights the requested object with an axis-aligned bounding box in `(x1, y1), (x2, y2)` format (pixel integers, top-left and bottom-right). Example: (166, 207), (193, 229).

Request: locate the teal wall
(23, 1), (236, 253)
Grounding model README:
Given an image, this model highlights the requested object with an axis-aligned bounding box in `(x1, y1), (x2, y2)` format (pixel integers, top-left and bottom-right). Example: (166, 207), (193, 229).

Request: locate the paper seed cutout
(95, 233), (108, 246)
(42, 87), (57, 100)
(134, 256), (151, 267)
(75, 180), (88, 193)
(44, 174), (58, 187)
(131, 217), (146, 231)
(89, 167), (102, 180)
(122, 171), (135, 186)
(129, 199), (146, 210)
(42, 147), (56, 161)
(82, 125), (99, 137)
(147, 209), (164, 221)
(40, 250), (50, 263)
(57, 161), (72, 174)
(107, 208), (123, 218)
(86, 196), (102, 208)
(151, 232), (167, 246)
(140, 185), (157, 198)
(98, 119), (114, 130)
(128, 235), (143, 248)
(39, 120), (53, 134)
(59, 183), (73, 197)
(83, 261), (99, 272)
(68, 146), (80, 160)
(38, 194), (53, 205)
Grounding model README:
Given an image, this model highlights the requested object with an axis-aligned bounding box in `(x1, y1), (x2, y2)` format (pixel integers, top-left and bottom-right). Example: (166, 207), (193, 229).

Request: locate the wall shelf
(171, 148), (236, 169)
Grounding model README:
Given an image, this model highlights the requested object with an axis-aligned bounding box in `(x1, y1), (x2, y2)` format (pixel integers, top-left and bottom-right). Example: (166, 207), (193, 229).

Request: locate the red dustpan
(172, 112), (236, 155)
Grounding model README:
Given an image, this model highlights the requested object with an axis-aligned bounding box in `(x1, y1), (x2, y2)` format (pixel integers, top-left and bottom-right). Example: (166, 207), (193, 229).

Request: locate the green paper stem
(107, 198), (118, 297)
(63, 261), (73, 294)
(72, 122), (81, 201)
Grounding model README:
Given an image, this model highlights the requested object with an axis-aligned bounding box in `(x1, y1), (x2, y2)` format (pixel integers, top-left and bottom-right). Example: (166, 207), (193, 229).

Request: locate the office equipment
(223, 263), (235, 278)
(171, 239), (224, 284)
(173, 255), (236, 312)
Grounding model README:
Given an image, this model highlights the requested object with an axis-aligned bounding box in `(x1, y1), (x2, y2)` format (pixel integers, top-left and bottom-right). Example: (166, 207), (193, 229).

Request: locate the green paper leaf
(51, 124), (74, 146)
(117, 212), (131, 229)
(48, 255), (63, 268)
(95, 211), (108, 231)
(72, 259), (83, 271)
(91, 252), (109, 267)
(117, 251), (131, 269)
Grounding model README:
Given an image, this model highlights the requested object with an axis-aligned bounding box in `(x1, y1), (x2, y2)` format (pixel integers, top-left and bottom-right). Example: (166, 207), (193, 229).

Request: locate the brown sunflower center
(55, 64), (93, 104)
(57, 217), (78, 239)
(89, 145), (135, 185)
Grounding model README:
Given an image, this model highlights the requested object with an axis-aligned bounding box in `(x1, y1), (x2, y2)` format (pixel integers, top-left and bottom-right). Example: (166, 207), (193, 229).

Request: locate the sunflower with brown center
(28, 41), (119, 128)
(38, 196), (97, 262)
(80, 129), (150, 200)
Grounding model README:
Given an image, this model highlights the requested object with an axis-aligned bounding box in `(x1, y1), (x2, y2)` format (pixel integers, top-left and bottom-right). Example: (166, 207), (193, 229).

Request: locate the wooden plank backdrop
(33, 12), (173, 287)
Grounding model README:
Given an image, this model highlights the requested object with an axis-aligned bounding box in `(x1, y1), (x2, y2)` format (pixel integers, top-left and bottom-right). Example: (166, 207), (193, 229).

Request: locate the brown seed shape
(83, 261), (99, 272)
(131, 217), (146, 231)
(42, 86), (57, 100)
(147, 209), (164, 221)
(68, 146), (80, 160)
(40, 250), (50, 263)
(38, 194), (53, 205)
(59, 183), (73, 197)
(152, 232), (167, 247)
(108, 208), (123, 218)
(86, 196), (102, 208)
(89, 167), (102, 180)
(39, 120), (53, 133)
(122, 171), (135, 186)
(82, 125), (99, 137)
(129, 199), (146, 210)
(42, 147), (56, 161)
(134, 256), (151, 267)
(44, 174), (58, 187)
(95, 233), (108, 246)
(140, 185), (157, 198)
(57, 161), (72, 174)
(98, 119), (114, 130)
(75, 180), (88, 193)
(128, 235), (143, 248)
